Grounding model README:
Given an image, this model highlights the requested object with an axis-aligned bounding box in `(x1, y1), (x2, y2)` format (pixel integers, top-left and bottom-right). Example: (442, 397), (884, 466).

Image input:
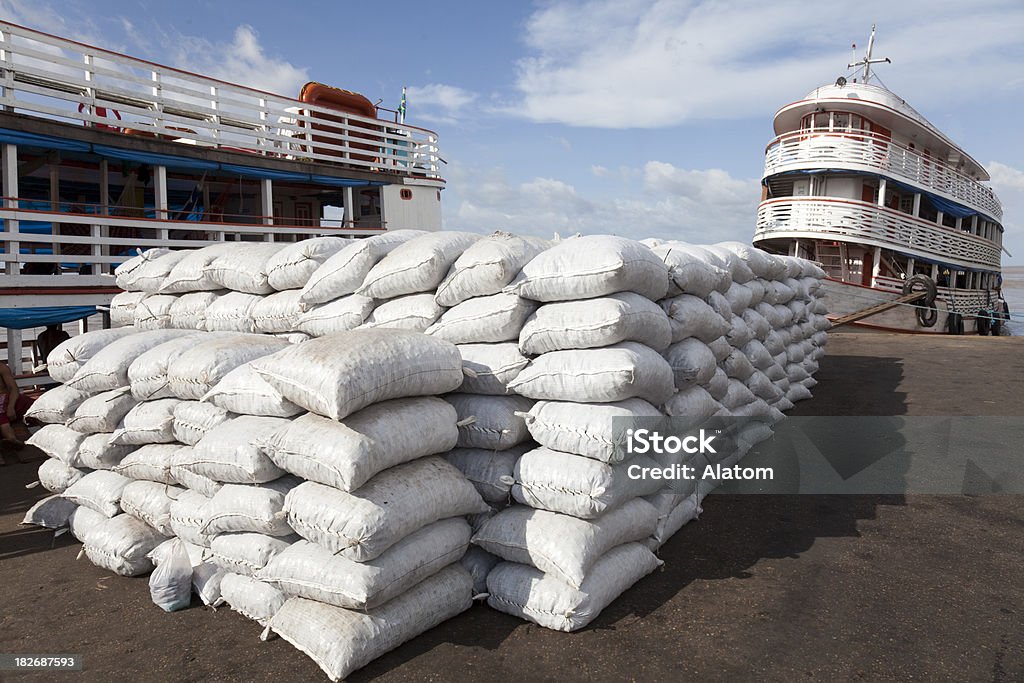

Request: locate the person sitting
(33, 324), (71, 368)
(0, 360), (34, 459)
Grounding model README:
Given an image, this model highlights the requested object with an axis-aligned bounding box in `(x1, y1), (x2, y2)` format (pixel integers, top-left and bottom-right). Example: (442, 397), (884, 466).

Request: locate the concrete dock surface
(1, 331), (1021, 681)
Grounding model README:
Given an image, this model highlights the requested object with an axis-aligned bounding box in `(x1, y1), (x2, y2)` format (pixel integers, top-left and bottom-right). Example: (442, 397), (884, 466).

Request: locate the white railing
(755, 197), (1002, 271)
(763, 130), (1002, 220)
(874, 275), (998, 313)
(0, 22), (442, 178)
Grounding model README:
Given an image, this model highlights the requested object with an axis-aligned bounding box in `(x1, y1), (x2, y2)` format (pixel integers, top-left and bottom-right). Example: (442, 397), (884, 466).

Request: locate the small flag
(398, 86), (407, 124)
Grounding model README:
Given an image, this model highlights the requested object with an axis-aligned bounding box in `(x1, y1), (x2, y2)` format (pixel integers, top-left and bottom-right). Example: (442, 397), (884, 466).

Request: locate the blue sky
(5, 0), (1024, 261)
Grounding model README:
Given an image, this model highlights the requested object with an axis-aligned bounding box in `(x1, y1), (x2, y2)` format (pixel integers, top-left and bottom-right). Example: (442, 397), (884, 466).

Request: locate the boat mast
(848, 24), (891, 83)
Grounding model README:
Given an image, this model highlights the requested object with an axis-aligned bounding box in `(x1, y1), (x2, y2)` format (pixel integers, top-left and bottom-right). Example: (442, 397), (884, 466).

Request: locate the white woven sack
(112, 443), (182, 484)
(425, 292), (535, 344)
(284, 457), (488, 562)
(201, 362), (303, 417)
(204, 291), (262, 332)
(184, 541), (226, 605)
(203, 243), (283, 294)
(724, 348), (756, 381)
(664, 338), (717, 389)
(75, 433), (133, 470)
(117, 249), (189, 293)
(360, 293), (444, 332)
(512, 447), (661, 519)
(294, 294), (374, 337)
(127, 333), (209, 400)
(511, 235), (669, 302)
(218, 573), (287, 625)
(167, 291), (222, 330)
(110, 398), (181, 445)
(168, 489), (213, 547)
(170, 447), (222, 498)
(22, 494), (78, 529)
(67, 387), (138, 434)
(61, 470), (132, 517)
(209, 532), (296, 577)
(258, 397), (458, 492)
(160, 243), (235, 293)
(659, 294), (731, 344)
(707, 336), (733, 363)
(252, 289), (304, 333)
(704, 245), (756, 284)
(472, 497), (659, 587)
(715, 241), (788, 280)
(251, 330), (462, 421)
(646, 493), (701, 549)
(703, 367), (729, 403)
(651, 242), (731, 297)
(721, 379), (758, 411)
(269, 565), (473, 682)
(119, 481), (185, 536)
(171, 401), (232, 446)
(27, 424), (86, 463)
(298, 230), (425, 307)
(266, 236), (349, 291)
(521, 398), (662, 463)
(66, 329), (195, 393)
(358, 231), (481, 299)
(200, 478), (300, 536)
(444, 394), (533, 451)
(461, 546), (500, 594)
(46, 327), (136, 384)
(68, 505), (107, 544)
(133, 294), (178, 330)
(664, 385), (721, 429)
(37, 458), (88, 493)
(455, 343), (529, 395)
(25, 384), (93, 425)
(725, 316), (754, 348)
(167, 334), (289, 400)
(435, 232), (549, 307)
(444, 445), (529, 504)
(508, 342), (675, 406)
(486, 542), (662, 632)
(723, 282), (754, 315)
(518, 292), (671, 355)
(260, 517), (470, 610)
(110, 291), (148, 327)
(182, 415), (289, 484)
(114, 247), (171, 291)
(83, 513), (168, 576)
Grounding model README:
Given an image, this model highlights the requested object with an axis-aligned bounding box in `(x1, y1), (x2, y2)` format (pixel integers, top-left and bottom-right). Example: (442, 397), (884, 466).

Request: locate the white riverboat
(753, 27), (1009, 334)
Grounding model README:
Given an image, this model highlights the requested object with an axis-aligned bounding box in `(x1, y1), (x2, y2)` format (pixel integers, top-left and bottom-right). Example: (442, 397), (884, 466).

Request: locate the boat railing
(0, 21), (442, 178)
(763, 129), (1002, 220)
(874, 274), (998, 313)
(755, 197), (1002, 271)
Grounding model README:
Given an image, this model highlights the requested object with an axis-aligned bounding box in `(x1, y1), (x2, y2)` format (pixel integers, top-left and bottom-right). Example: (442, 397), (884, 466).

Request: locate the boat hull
(822, 279), (987, 334)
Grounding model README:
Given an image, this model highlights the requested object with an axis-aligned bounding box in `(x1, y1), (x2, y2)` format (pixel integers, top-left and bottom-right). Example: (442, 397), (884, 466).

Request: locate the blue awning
(0, 306), (96, 330)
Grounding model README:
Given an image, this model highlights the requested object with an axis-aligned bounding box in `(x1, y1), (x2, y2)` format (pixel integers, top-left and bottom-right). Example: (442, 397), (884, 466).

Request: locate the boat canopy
(0, 306), (96, 330)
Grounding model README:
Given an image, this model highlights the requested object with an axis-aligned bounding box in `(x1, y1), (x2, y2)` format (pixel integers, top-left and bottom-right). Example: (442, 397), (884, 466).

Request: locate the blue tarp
(0, 127), (384, 187)
(0, 306), (96, 330)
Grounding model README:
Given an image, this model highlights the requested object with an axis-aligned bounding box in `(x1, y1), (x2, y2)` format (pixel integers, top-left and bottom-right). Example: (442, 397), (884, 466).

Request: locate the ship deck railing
(764, 129), (1001, 221)
(0, 21), (442, 179)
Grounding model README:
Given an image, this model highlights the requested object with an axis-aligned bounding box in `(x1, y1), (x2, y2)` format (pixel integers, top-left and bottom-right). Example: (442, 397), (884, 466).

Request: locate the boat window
(813, 112), (830, 130)
(833, 113), (851, 131)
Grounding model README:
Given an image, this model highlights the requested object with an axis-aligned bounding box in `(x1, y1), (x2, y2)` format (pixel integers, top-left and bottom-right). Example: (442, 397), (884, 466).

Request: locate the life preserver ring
(78, 103), (122, 131)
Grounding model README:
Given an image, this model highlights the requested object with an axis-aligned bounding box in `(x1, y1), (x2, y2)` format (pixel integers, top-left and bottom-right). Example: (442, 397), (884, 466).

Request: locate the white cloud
(444, 160), (759, 243)
(988, 161), (1024, 260)
(591, 164), (610, 177)
(511, 0), (1024, 128)
(406, 84), (477, 124)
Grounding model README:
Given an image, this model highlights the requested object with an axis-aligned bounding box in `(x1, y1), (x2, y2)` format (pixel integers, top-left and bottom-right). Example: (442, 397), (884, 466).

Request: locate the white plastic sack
(258, 397), (458, 492)
(660, 294), (731, 343)
(74, 433), (133, 469)
(425, 292), (535, 344)
(181, 415), (289, 484)
(184, 541), (226, 605)
(358, 231), (481, 299)
(46, 327), (136, 384)
(360, 293), (444, 332)
(455, 343), (530, 395)
(652, 242), (731, 297)
(37, 457), (89, 493)
(508, 342), (675, 406)
(472, 498), (659, 587)
(68, 505), (107, 544)
(435, 232), (548, 307)
(68, 387), (139, 434)
(148, 538), (193, 611)
(113, 443), (182, 485)
(66, 329), (195, 393)
(171, 401), (232, 446)
(25, 384), (93, 425)
(664, 385), (721, 429)
(299, 230), (425, 307)
(294, 294), (374, 337)
(445, 446), (528, 504)
(133, 294), (178, 330)
(486, 542), (661, 632)
(268, 565), (473, 682)
(200, 362), (302, 418)
(511, 235), (669, 302)
(218, 573), (286, 625)
(266, 236), (348, 291)
(83, 513), (168, 576)
(461, 546), (500, 594)
(61, 470), (131, 517)
(117, 249), (189, 293)
(664, 338), (717, 389)
(203, 243), (283, 294)
(519, 292), (671, 355)
(170, 447), (222, 498)
(27, 424), (86, 463)
(160, 243), (241, 293)
(284, 457), (488, 561)
(522, 398), (662, 463)
(114, 247), (171, 291)
(201, 478), (300, 536)
(512, 447), (661, 519)
(444, 394), (533, 451)
(251, 330), (463, 421)
(119, 480), (184, 535)
(252, 289), (304, 333)
(260, 517), (470, 610)
(203, 291), (262, 332)
(168, 291), (222, 330)
(128, 333), (209, 400)
(209, 532), (295, 577)
(168, 489), (213, 547)
(110, 291), (148, 327)
(110, 398), (181, 445)
(167, 334), (289, 400)
(22, 494), (78, 529)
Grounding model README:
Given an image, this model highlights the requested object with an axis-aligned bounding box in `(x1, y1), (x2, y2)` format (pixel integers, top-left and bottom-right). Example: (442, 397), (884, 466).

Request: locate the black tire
(946, 312), (964, 335)
(977, 310), (991, 336)
(992, 318), (1002, 336)
(917, 303), (938, 328)
(903, 274), (938, 302)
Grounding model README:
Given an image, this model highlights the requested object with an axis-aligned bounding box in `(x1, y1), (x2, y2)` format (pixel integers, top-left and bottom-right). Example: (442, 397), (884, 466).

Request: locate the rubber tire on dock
(946, 312), (964, 335)
(903, 275), (938, 328)
(977, 310), (991, 336)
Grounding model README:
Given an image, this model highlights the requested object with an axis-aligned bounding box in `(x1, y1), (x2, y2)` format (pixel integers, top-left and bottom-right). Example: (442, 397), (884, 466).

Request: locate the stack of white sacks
(21, 230), (828, 676)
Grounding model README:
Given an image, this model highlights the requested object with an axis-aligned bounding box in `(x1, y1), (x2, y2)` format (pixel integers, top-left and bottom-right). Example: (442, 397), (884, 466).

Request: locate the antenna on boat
(847, 24), (890, 84)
